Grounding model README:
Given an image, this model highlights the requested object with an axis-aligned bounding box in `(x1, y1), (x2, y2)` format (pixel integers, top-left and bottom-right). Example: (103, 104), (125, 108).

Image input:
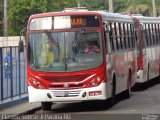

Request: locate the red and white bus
(26, 9), (137, 110)
(133, 16), (160, 84)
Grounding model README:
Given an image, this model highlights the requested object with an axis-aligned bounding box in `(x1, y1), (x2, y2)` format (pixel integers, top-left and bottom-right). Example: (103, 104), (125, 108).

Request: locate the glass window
(155, 24), (159, 44)
(116, 23), (122, 50)
(125, 23), (129, 49)
(28, 30), (103, 72)
(123, 23), (127, 49)
(130, 24), (135, 48)
(149, 24), (153, 45)
(120, 23), (125, 49)
(152, 24), (156, 45)
(142, 24), (146, 46)
(109, 22), (115, 51)
(141, 25), (146, 48)
(29, 15), (100, 30)
(111, 22), (118, 51)
(146, 24), (151, 46)
(127, 23), (131, 48)
(133, 19), (139, 28)
(114, 23), (118, 50)
(158, 24), (160, 44)
(30, 17), (52, 30)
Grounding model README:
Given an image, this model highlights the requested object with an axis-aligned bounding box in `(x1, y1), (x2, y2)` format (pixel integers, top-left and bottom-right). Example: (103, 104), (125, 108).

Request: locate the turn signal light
(87, 76), (104, 87)
(29, 77), (46, 89)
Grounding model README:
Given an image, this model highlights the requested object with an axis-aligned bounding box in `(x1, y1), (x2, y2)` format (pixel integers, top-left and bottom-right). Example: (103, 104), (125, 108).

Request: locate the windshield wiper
(72, 28), (85, 49)
(45, 31), (59, 47)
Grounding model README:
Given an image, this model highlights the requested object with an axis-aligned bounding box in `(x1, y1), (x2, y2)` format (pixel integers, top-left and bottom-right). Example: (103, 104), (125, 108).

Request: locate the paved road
(21, 77), (159, 120)
(9, 77), (160, 120)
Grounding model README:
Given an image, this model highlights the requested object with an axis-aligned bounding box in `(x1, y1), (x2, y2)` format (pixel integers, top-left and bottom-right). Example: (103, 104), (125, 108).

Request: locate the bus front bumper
(28, 83), (107, 103)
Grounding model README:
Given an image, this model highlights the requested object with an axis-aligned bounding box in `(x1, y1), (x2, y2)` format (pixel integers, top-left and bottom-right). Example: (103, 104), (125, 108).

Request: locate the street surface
(34, 78), (160, 114)
(11, 77), (160, 120)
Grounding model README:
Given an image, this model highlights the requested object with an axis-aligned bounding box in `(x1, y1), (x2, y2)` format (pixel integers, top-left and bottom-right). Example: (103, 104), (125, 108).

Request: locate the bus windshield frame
(27, 15), (104, 72)
(29, 15), (100, 30)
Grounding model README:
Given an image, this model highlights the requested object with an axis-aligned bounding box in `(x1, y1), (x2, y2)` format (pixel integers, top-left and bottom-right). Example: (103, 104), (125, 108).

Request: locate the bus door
(133, 18), (142, 62)
(140, 24), (149, 81)
(135, 30), (141, 60)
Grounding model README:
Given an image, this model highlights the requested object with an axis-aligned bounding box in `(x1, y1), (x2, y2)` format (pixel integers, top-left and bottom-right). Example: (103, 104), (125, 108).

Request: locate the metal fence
(0, 46), (27, 104)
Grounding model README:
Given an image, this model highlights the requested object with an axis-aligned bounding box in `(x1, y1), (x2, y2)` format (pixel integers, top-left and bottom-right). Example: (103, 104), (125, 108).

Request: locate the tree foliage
(0, 0), (3, 36)
(0, 0), (160, 36)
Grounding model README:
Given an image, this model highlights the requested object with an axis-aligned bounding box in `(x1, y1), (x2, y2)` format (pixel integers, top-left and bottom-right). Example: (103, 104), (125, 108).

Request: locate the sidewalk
(0, 97), (41, 115)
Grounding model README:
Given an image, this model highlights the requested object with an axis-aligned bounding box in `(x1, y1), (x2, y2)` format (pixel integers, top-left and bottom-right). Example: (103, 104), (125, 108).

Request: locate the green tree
(4, 0), (160, 36)
(8, 0), (50, 35)
(8, 0), (78, 36)
(0, 0), (3, 36)
(80, 0), (108, 11)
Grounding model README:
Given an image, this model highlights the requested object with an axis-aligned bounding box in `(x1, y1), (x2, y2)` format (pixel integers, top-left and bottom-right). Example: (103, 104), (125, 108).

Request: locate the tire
(41, 102), (52, 111)
(144, 65), (150, 89)
(110, 78), (116, 107)
(125, 73), (131, 99)
(125, 81), (131, 99)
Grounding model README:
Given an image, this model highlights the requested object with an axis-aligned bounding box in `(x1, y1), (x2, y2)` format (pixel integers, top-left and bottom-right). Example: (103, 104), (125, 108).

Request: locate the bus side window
(141, 26), (147, 48)
(130, 24), (135, 48)
(125, 23), (129, 49)
(127, 23), (131, 49)
(104, 22), (111, 54)
(123, 23), (127, 49)
(158, 24), (160, 44)
(155, 24), (159, 44)
(120, 23), (125, 50)
(114, 22), (119, 50)
(149, 24), (153, 46)
(109, 22), (115, 51)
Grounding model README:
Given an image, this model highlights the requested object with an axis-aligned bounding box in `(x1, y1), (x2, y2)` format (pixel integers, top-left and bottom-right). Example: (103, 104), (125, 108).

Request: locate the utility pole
(152, 0), (157, 17)
(109, 0), (113, 13)
(77, 0), (80, 7)
(3, 0), (8, 46)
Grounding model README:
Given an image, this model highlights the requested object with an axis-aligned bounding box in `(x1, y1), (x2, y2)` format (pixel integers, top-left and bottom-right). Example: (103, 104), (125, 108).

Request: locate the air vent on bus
(52, 90), (81, 97)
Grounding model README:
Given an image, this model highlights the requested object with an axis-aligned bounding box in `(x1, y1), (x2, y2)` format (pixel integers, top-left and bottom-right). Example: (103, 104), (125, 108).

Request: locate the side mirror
(18, 39), (24, 52)
(103, 22), (109, 33)
(19, 27), (26, 52)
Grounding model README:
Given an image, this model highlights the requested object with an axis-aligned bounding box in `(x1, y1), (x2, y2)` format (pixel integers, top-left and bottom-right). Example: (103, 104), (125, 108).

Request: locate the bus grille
(51, 90), (81, 97)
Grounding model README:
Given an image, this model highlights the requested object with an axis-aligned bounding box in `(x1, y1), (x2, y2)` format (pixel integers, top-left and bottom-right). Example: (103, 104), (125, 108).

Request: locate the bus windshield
(28, 30), (103, 72)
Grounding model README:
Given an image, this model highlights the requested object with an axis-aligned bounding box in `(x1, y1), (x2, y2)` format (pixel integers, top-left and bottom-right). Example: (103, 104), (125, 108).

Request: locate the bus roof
(97, 11), (133, 23)
(132, 16), (160, 24)
(29, 11), (133, 23)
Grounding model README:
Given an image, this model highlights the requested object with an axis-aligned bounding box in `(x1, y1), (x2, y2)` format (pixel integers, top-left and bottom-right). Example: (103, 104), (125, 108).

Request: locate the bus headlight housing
(87, 76), (104, 87)
(29, 77), (46, 89)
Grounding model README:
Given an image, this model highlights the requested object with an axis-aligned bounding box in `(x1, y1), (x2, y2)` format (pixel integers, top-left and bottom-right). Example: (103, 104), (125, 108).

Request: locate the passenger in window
(38, 32), (59, 67)
(84, 41), (100, 54)
(40, 37), (54, 66)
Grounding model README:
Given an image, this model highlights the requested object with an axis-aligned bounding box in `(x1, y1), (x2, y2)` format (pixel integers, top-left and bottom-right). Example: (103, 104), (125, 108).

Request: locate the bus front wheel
(111, 77), (116, 106)
(125, 72), (131, 99)
(41, 102), (52, 111)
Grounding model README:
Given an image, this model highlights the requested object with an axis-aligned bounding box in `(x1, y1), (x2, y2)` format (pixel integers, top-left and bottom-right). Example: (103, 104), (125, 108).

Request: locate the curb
(0, 97), (28, 110)
(16, 106), (42, 115)
(8, 106), (42, 120)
